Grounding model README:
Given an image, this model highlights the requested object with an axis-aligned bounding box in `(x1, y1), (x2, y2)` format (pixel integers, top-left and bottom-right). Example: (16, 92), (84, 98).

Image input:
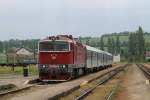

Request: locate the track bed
(114, 64), (150, 100)
(1, 64), (122, 100)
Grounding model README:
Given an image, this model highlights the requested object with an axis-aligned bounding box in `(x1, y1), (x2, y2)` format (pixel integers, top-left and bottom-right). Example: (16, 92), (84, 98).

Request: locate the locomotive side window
(39, 41), (69, 51)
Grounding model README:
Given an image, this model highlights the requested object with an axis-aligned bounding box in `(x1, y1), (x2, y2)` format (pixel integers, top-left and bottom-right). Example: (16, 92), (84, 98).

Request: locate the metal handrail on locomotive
(38, 35), (113, 81)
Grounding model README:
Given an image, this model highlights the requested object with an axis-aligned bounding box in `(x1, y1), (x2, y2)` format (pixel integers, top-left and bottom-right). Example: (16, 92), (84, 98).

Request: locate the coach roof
(103, 51), (112, 56)
(85, 45), (104, 53)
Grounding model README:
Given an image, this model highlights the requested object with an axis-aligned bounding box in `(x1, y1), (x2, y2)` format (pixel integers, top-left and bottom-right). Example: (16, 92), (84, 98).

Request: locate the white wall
(113, 54), (120, 62)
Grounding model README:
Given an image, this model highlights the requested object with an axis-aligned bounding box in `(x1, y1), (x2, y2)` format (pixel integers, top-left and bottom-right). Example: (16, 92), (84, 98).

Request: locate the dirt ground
(114, 64), (150, 100)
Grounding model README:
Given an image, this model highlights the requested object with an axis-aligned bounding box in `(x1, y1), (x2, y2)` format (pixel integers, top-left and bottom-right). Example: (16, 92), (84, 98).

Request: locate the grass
(0, 65), (38, 75)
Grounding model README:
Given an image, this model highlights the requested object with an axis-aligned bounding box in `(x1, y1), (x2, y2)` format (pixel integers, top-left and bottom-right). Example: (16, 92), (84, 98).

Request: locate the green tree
(107, 37), (112, 53)
(111, 37), (115, 54)
(128, 27), (145, 62)
(0, 41), (3, 53)
(86, 38), (90, 45)
(136, 26), (145, 61)
(116, 36), (120, 54)
(128, 33), (134, 62)
(100, 36), (104, 50)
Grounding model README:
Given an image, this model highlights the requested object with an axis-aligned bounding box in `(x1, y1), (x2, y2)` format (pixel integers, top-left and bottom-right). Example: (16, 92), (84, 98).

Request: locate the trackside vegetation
(0, 65), (38, 75)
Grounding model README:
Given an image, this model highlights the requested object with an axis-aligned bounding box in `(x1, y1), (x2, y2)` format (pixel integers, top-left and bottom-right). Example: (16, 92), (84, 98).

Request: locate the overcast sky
(0, 0), (150, 40)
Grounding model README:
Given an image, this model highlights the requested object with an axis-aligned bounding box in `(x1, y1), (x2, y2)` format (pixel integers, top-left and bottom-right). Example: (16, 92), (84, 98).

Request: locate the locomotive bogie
(38, 64), (86, 81)
(38, 64), (72, 81)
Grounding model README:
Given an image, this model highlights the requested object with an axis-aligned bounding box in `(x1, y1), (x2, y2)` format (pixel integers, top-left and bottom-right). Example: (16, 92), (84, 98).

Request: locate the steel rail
(74, 64), (128, 100)
(0, 85), (34, 97)
(137, 64), (150, 78)
(0, 79), (60, 98)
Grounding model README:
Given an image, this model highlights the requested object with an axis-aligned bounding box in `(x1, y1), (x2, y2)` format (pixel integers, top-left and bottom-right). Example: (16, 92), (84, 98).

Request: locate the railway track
(0, 64), (126, 100)
(137, 64), (150, 79)
(0, 80), (47, 98)
(0, 85), (34, 97)
(59, 64), (129, 100)
(0, 77), (71, 99)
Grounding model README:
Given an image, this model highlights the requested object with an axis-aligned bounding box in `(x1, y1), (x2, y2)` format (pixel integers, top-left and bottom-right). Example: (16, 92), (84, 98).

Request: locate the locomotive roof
(40, 35), (76, 43)
(39, 39), (73, 43)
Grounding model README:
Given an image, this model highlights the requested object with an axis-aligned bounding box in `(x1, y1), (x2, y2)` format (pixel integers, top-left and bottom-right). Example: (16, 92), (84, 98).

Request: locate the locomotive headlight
(43, 65), (46, 68)
(63, 65), (65, 68)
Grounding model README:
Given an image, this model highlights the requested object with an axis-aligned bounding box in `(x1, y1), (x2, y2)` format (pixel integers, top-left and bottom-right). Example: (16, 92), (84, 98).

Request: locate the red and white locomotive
(38, 35), (113, 81)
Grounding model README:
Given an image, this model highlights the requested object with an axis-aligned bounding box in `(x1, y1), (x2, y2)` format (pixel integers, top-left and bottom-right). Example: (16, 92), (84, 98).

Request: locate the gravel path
(114, 64), (150, 100)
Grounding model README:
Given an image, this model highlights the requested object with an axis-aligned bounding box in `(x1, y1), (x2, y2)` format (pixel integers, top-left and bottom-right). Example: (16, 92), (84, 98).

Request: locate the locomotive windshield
(39, 41), (69, 51)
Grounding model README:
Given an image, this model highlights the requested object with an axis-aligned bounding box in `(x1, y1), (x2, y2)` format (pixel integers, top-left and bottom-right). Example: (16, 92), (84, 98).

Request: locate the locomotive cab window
(39, 41), (70, 52)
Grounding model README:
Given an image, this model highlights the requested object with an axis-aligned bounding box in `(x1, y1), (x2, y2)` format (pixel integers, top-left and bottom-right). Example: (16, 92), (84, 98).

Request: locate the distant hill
(80, 32), (150, 47)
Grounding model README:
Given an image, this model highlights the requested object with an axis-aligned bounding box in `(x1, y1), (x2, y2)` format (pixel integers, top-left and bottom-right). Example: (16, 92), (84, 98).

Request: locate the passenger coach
(38, 35), (113, 81)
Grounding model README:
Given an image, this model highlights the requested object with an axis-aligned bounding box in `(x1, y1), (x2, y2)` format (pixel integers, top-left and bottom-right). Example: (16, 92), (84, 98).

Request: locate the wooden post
(23, 65), (29, 77)
(11, 65), (14, 71)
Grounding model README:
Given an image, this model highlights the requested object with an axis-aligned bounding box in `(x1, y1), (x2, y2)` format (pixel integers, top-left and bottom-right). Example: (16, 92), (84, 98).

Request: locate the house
(7, 47), (35, 64)
(113, 54), (120, 62)
(16, 47), (33, 56)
